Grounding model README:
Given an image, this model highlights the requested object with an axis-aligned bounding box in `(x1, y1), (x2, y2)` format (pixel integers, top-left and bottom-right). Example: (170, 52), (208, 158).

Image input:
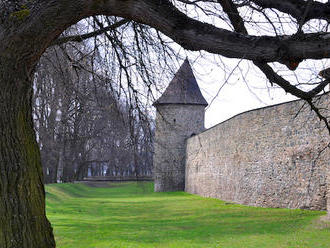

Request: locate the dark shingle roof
(154, 59), (208, 106)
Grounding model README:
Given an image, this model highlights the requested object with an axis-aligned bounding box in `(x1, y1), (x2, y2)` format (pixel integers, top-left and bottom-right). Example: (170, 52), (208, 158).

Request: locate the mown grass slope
(46, 182), (330, 248)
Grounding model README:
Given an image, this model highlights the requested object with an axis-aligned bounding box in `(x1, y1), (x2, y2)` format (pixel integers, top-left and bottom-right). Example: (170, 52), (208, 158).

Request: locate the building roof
(153, 59), (208, 106)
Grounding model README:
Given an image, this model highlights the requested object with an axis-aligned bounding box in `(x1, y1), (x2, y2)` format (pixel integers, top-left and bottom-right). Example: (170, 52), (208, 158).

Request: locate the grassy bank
(46, 182), (329, 248)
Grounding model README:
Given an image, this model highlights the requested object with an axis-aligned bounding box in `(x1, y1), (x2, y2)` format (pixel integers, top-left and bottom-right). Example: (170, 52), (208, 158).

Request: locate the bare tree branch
(254, 61), (329, 100)
(3, 0), (330, 67)
(217, 0), (330, 134)
(247, 0), (330, 23)
(51, 19), (130, 46)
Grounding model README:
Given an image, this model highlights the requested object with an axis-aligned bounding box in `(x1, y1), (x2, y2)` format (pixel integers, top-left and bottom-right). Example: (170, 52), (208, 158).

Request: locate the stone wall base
(154, 171), (185, 192)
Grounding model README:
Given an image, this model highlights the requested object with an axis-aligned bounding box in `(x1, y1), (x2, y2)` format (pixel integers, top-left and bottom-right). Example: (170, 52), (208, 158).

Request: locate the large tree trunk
(0, 60), (55, 247)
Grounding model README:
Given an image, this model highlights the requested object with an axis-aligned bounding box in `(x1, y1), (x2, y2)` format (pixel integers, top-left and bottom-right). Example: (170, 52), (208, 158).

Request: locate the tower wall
(153, 104), (205, 192)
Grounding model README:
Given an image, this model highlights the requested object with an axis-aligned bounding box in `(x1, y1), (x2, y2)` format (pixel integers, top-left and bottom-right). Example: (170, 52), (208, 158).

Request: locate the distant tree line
(33, 42), (154, 184)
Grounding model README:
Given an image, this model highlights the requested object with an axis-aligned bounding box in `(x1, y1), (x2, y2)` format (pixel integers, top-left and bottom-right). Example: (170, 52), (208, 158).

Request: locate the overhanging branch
(5, 0), (330, 65)
(218, 0), (330, 135)
(253, 61), (329, 100)
(218, 0), (329, 99)
(51, 19), (130, 46)
(248, 0), (330, 23)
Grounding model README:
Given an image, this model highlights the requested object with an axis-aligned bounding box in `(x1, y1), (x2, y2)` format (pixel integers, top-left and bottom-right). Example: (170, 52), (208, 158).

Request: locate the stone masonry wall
(154, 104), (205, 192)
(327, 164), (330, 218)
(185, 95), (329, 210)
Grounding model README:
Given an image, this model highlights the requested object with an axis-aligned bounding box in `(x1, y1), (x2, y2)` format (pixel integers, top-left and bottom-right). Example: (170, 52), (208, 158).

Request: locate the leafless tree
(34, 41), (154, 184)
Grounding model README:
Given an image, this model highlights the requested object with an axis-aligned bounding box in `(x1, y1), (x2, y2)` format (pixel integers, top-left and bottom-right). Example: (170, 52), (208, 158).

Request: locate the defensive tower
(153, 59), (208, 192)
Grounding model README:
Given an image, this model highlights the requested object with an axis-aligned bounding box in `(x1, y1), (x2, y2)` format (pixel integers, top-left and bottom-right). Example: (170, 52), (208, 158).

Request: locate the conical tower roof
(154, 59), (208, 106)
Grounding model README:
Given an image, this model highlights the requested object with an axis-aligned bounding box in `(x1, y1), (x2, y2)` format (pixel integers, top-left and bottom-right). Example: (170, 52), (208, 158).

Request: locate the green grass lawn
(46, 182), (330, 248)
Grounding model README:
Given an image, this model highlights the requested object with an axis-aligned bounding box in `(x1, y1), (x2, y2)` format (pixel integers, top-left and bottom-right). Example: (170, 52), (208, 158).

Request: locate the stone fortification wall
(185, 95), (329, 210)
(328, 167), (330, 217)
(153, 104), (205, 192)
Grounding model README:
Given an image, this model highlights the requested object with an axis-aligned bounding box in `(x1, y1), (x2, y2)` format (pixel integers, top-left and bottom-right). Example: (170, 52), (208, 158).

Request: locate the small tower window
(173, 118), (176, 123)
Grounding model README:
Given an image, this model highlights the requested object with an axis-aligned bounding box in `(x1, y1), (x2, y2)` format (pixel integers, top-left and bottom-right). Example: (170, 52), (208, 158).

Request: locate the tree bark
(0, 59), (55, 247)
(248, 0), (330, 22)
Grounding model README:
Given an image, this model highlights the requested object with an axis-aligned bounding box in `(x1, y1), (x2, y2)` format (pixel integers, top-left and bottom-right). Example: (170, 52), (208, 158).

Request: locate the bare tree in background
(1, 0), (330, 247)
(34, 24), (157, 183)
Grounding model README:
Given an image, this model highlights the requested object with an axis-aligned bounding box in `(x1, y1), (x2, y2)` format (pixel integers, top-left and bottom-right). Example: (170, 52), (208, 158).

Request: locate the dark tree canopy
(0, 0), (329, 247)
